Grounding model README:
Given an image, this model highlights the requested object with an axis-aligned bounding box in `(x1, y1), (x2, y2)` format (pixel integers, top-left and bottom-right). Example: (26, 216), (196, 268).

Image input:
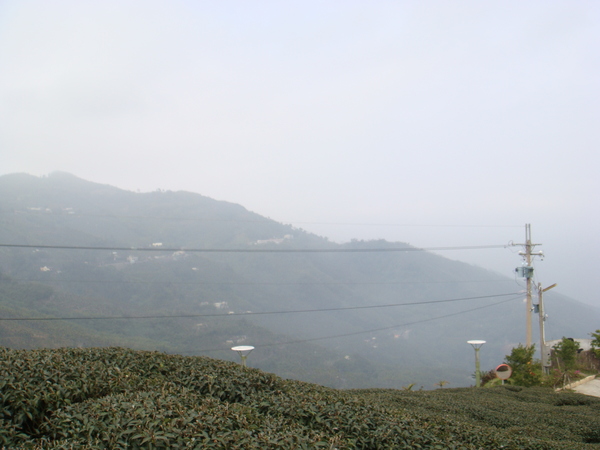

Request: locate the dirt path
(572, 378), (600, 398)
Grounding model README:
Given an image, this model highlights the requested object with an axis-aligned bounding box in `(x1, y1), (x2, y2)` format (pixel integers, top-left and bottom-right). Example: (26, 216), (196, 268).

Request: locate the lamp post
(467, 340), (486, 387)
(231, 345), (254, 367)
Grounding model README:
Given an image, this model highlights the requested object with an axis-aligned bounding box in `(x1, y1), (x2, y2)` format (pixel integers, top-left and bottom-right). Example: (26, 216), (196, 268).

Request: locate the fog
(0, 1), (598, 308)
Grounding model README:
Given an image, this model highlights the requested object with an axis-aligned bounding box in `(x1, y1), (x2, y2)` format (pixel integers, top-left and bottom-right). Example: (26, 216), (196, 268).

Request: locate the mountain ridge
(0, 172), (598, 389)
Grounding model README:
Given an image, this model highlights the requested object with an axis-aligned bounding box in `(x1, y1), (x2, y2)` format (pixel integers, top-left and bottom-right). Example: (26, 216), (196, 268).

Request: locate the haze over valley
(1, 1), (599, 310)
(1, 172), (598, 389)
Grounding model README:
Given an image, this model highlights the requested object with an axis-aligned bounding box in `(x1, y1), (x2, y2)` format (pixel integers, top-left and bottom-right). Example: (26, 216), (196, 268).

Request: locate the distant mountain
(0, 172), (598, 388)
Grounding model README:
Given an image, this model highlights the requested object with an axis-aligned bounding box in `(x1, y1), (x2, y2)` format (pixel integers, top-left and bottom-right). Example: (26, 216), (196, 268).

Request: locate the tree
(591, 330), (600, 358)
(553, 337), (581, 371)
(504, 344), (541, 387)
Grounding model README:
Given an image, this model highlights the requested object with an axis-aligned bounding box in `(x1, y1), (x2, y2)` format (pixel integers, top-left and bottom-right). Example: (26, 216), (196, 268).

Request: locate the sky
(0, 1), (599, 309)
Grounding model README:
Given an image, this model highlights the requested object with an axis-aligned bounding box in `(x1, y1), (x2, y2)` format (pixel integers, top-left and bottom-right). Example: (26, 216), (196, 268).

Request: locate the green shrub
(553, 337), (581, 371)
(591, 329), (600, 358)
(504, 344), (542, 387)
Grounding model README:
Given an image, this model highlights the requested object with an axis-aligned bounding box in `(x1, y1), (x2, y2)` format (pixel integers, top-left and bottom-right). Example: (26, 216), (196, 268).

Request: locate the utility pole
(513, 224), (543, 348)
(538, 282), (556, 374)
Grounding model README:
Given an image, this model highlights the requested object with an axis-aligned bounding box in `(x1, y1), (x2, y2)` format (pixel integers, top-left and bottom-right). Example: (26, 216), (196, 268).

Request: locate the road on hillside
(573, 379), (600, 398)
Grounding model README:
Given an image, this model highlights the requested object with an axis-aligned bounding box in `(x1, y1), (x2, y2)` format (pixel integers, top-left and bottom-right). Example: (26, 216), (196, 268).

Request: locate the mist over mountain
(0, 172), (598, 389)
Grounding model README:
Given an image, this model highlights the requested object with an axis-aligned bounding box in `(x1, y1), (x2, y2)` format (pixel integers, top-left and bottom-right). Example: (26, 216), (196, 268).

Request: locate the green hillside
(1, 347), (599, 449)
(0, 172), (598, 389)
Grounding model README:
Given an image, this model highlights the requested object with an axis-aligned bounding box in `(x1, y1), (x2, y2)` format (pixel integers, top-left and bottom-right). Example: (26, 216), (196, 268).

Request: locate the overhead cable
(7, 278), (514, 286)
(12, 210), (523, 228)
(0, 243), (508, 253)
(195, 295), (523, 352)
(0, 292), (522, 322)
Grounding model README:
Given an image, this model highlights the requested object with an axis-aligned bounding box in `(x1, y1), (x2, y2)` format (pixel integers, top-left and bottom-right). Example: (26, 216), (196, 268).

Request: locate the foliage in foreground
(494, 339), (600, 390)
(1, 347), (600, 449)
(591, 329), (600, 358)
(503, 344), (542, 387)
(553, 337), (582, 371)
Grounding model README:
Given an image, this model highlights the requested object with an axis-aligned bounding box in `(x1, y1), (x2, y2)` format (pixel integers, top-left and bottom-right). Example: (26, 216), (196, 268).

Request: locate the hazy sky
(1, 1), (599, 309)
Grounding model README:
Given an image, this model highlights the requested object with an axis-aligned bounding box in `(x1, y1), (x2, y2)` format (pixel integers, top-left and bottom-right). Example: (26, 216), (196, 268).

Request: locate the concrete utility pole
(538, 282), (556, 373)
(513, 224), (543, 348)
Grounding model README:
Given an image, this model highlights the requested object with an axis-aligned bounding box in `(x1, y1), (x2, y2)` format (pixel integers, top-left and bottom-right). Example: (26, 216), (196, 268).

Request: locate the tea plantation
(1, 347), (599, 449)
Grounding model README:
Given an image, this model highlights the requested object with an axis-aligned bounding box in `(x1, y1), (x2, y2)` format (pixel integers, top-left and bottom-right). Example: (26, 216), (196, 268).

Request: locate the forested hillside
(0, 172), (598, 388)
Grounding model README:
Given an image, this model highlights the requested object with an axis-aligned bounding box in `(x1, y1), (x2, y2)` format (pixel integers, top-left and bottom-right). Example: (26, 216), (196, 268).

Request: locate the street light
(231, 345), (254, 367)
(467, 340), (486, 387)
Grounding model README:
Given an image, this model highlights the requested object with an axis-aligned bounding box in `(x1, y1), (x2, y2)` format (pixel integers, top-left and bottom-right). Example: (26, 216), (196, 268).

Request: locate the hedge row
(1, 347), (599, 449)
(356, 385), (600, 448)
(0, 347), (441, 449)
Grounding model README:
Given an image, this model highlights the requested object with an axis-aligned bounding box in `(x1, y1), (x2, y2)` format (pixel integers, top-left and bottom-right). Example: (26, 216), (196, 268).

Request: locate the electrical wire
(0, 243), (508, 253)
(0, 292), (522, 321)
(14, 211), (272, 222)
(288, 222), (523, 228)
(194, 295), (523, 352)
(12, 210), (523, 228)
(4, 277), (514, 286)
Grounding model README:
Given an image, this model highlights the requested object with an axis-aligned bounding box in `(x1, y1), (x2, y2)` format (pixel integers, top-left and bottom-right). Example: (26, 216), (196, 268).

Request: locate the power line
(195, 295), (523, 352)
(289, 222), (523, 228)
(19, 213), (267, 222)
(6, 278), (514, 286)
(0, 292), (521, 322)
(11, 210), (523, 228)
(0, 243), (508, 253)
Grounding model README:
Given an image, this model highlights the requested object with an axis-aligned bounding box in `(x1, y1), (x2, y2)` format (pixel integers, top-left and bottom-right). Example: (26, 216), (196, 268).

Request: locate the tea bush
(357, 385), (600, 448)
(0, 347), (443, 448)
(1, 347), (600, 449)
